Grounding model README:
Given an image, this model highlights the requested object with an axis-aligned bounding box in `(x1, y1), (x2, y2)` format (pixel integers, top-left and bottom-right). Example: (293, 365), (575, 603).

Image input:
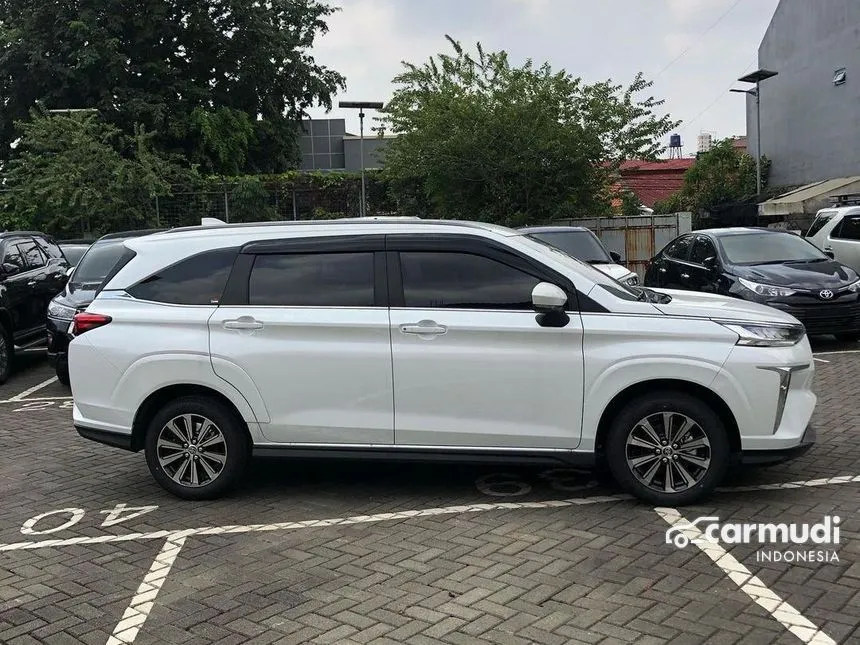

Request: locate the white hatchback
(68, 219), (818, 505)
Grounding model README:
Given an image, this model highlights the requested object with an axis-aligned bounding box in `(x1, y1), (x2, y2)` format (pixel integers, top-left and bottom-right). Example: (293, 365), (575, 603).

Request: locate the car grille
(779, 301), (860, 334)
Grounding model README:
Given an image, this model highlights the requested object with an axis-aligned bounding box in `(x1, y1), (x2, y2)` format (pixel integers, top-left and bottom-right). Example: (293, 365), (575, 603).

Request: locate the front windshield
(514, 233), (643, 301)
(718, 232), (827, 265)
(71, 240), (128, 286)
(525, 230), (612, 263)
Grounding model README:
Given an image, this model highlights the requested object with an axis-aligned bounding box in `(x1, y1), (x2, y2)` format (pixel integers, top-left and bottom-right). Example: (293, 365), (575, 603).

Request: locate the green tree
(0, 109), (195, 237)
(378, 36), (679, 225)
(653, 138), (770, 214)
(620, 188), (643, 217)
(0, 0), (345, 174)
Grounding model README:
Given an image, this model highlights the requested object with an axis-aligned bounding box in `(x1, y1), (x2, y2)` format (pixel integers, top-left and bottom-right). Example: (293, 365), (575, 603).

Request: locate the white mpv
(68, 219), (818, 505)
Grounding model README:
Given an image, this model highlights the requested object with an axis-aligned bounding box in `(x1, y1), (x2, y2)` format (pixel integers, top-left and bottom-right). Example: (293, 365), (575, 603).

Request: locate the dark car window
(400, 251), (542, 310)
(525, 230), (612, 263)
(72, 240), (134, 286)
(128, 248), (237, 305)
(663, 235), (693, 260)
(37, 236), (65, 261)
(718, 232), (827, 265)
(248, 252), (375, 307)
(806, 211), (835, 238)
(19, 239), (47, 269)
(1, 244), (27, 274)
(61, 244), (91, 266)
(833, 216), (860, 241)
(689, 237), (717, 265)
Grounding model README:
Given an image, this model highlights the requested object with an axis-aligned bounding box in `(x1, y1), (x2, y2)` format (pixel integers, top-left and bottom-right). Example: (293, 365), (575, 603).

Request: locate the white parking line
(106, 535), (187, 645)
(655, 508), (836, 645)
(0, 395), (73, 405)
(813, 357), (830, 363)
(813, 349), (860, 356)
(7, 377), (58, 402)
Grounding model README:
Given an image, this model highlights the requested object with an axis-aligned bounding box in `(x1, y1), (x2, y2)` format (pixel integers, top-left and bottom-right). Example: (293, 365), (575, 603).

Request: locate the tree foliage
(378, 36), (679, 225)
(0, 0), (345, 174)
(0, 110), (195, 237)
(653, 138), (770, 214)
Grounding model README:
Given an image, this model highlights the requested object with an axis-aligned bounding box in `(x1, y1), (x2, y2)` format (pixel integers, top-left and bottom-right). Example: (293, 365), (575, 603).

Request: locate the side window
(399, 251), (542, 310)
(248, 252), (375, 307)
(663, 235), (693, 260)
(128, 248), (237, 305)
(832, 216), (860, 241)
(36, 236), (64, 261)
(689, 237), (717, 265)
(806, 212), (834, 238)
(19, 239), (47, 269)
(2, 244), (26, 273)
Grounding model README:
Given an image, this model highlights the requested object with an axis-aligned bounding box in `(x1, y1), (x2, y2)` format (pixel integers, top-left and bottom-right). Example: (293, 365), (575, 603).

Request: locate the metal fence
(551, 213), (693, 277)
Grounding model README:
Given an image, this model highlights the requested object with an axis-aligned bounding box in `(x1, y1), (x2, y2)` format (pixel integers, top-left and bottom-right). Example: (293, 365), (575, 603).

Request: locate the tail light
(72, 312), (112, 335)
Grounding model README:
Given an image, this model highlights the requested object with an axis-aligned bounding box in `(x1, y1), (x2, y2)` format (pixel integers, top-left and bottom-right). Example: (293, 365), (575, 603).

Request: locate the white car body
(68, 219), (817, 504)
(804, 205), (860, 273)
(591, 261), (638, 285)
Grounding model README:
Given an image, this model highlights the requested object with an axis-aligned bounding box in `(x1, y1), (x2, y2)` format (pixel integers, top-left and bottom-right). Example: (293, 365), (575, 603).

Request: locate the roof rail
(828, 193), (860, 207)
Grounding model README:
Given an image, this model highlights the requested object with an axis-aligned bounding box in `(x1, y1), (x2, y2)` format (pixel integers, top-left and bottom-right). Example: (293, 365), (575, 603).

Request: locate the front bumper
(767, 300), (860, 336)
(46, 315), (73, 364)
(739, 424), (816, 466)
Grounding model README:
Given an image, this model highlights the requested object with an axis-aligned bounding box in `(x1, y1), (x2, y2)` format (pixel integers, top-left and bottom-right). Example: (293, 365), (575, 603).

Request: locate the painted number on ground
(20, 504), (158, 535)
(12, 400), (73, 413)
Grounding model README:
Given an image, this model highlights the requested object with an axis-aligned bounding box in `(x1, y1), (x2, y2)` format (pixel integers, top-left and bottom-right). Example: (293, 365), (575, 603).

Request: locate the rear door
(208, 235), (394, 445)
(17, 237), (55, 325)
(827, 215), (860, 273)
(653, 234), (694, 289)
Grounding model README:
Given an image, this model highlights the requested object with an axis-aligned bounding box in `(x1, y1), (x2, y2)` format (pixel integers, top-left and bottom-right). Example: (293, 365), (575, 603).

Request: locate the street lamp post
(338, 101), (384, 217)
(732, 69), (778, 195)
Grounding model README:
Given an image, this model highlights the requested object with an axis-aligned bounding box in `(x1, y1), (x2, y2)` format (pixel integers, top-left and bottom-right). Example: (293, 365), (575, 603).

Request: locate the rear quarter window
(127, 248), (238, 305)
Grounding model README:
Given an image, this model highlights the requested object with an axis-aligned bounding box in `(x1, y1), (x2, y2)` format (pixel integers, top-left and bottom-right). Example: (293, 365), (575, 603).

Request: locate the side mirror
(1, 262), (19, 277)
(703, 256), (719, 272)
(532, 282), (567, 312)
(824, 249), (835, 259)
(66, 267), (74, 277)
(609, 251), (622, 263)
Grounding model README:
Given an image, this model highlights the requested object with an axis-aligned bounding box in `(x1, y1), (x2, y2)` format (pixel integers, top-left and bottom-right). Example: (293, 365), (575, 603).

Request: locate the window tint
(2, 244), (26, 273)
(37, 237), (64, 260)
(663, 235), (692, 260)
(806, 212), (835, 238)
(19, 240), (46, 269)
(689, 237), (717, 265)
(526, 230), (611, 263)
(73, 240), (131, 285)
(718, 233), (826, 265)
(248, 252), (375, 307)
(833, 216), (860, 241)
(128, 248), (237, 305)
(400, 251), (542, 310)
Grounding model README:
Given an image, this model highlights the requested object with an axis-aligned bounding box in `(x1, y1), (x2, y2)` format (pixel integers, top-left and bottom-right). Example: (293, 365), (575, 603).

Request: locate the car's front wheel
(55, 356), (70, 386)
(605, 391), (730, 506)
(144, 396), (250, 500)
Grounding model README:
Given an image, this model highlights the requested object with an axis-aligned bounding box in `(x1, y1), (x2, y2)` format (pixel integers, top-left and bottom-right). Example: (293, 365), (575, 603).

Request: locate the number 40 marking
(20, 503), (159, 535)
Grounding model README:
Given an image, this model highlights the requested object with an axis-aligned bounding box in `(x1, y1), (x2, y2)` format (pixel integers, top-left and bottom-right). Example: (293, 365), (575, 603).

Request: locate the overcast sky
(305, 0), (780, 157)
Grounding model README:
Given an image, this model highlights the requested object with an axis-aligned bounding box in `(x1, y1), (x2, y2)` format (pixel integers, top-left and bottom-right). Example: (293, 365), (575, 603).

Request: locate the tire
(835, 332), (860, 343)
(144, 395), (251, 500)
(605, 391), (730, 506)
(0, 324), (12, 386)
(55, 356), (70, 386)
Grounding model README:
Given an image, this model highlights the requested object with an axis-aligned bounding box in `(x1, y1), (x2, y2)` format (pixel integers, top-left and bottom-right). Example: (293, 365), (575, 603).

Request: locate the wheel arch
(594, 379), (741, 459)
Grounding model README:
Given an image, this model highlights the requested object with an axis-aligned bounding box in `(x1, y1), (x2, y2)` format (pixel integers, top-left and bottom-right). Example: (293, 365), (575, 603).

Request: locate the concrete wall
(748, 0), (860, 187)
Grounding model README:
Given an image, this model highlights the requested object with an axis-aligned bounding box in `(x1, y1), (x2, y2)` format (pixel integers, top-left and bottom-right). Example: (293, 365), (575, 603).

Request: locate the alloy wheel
(624, 411), (711, 493)
(156, 413), (228, 488)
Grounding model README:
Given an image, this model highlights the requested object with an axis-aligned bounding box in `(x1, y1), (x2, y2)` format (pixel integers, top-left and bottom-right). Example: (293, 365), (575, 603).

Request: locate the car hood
(648, 288), (801, 325)
(592, 263), (634, 281)
(53, 284), (98, 309)
(731, 260), (858, 289)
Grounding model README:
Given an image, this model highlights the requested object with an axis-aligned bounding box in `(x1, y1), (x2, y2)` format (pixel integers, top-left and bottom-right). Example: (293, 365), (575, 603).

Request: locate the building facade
(298, 118), (394, 172)
(747, 0), (860, 187)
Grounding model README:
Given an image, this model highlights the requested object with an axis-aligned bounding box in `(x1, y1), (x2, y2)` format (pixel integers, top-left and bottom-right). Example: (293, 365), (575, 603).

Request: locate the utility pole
(339, 101), (384, 217)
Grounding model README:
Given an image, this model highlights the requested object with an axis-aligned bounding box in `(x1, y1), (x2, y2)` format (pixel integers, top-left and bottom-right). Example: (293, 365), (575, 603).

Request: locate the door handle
(223, 318), (263, 330)
(400, 321), (447, 336)
(658, 267), (667, 272)
(680, 273), (690, 279)
(27, 280), (36, 286)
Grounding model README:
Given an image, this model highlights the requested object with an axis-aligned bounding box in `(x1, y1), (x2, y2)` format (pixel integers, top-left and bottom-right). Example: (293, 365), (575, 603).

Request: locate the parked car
(59, 241), (93, 268)
(69, 218), (816, 506)
(644, 227), (860, 341)
(518, 226), (639, 286)
(804, 197), (860, 273)
(47, 229), (164, 384)
(0, 232), (71, 384)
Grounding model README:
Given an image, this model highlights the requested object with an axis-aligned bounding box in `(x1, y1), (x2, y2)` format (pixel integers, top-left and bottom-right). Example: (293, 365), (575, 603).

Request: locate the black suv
(47, 229), (164, 384)
(0, 232), (71, 383)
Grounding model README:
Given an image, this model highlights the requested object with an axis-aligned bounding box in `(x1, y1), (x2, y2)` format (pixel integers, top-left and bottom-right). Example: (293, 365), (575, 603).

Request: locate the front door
(209, 241), (394, 445)
(828, 215), (860, 273)
(1, 241), (41, 341)
(386, 239), (585, 449)
(687, 235), (720, 293)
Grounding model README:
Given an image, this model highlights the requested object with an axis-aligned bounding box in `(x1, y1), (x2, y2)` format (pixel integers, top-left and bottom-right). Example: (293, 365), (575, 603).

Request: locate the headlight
(848, 279), (860, 293)
(624, 274), (640, 286)
(738, 277), (796, 298)
(718, 322), (805, 347)
(47, 300), (76, 320)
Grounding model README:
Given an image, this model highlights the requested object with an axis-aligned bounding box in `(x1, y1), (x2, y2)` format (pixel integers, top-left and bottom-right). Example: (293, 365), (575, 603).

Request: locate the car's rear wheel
(605, 391), (730, 506)
(0, 324), (12, 385)
(144, 396), (250, 500)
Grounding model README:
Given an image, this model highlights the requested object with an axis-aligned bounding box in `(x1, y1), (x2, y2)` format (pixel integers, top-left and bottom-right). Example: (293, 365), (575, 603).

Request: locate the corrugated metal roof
(759, 176), (860, 216)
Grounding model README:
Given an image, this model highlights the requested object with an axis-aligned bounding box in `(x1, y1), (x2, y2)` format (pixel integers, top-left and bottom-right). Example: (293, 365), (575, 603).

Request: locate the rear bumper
(76, 425), (136, 452)
(739, 424), (816, 466)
